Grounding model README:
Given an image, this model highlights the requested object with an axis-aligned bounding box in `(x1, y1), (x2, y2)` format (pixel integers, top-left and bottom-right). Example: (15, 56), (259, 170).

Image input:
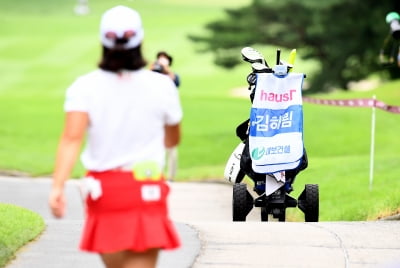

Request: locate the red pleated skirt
(79, 170), (181, 253)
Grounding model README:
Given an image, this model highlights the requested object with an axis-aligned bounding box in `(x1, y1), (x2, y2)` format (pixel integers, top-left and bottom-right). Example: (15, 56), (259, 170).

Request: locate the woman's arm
(164, 123), (181, 148)
(49, 111), (88, 218)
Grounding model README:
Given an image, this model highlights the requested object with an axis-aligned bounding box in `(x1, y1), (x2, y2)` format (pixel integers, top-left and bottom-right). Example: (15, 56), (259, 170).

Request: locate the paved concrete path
(1, 176), (400, 268)
(0, 176), (201, 268)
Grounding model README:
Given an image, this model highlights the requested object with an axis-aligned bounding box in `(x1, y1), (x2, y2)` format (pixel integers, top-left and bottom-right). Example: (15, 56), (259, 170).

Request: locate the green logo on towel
(251, 147), (265, 161)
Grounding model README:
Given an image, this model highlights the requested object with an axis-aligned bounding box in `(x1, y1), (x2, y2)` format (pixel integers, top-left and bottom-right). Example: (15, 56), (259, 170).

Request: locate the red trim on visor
(105, 30), (136, 40)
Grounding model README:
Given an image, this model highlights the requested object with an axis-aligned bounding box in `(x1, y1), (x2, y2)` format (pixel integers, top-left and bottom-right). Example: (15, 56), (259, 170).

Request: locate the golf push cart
(224, 47), (319, 222)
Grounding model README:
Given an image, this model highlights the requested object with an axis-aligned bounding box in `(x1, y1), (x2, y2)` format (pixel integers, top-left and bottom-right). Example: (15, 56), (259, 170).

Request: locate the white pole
(369, 95), (376, 191)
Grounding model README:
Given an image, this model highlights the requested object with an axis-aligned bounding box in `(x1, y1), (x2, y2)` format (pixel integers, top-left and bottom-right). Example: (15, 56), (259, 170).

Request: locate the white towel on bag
(249, 73), (305, 173)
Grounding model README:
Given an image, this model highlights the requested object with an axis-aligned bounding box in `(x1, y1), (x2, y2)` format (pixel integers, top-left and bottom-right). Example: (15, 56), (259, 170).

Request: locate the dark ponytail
(98, 44), (147, 72)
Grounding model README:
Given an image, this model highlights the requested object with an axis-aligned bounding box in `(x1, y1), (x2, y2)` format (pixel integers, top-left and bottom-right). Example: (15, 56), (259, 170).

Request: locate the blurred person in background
(49, 5), (182, 268)
(74, 0), (90, 15)
(150, 51), (181, 181)
(150, 51), (180, 87)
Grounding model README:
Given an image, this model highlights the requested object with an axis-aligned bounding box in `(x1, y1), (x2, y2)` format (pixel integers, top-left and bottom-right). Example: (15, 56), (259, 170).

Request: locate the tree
(189, 0), (400, 92)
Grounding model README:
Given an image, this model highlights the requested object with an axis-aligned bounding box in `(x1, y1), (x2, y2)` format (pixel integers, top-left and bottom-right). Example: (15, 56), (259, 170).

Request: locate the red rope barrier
(302, 97), (400, 114)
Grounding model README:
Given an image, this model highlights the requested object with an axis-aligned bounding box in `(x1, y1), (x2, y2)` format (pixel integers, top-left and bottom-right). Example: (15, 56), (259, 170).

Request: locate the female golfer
(49, 5), (182, 268)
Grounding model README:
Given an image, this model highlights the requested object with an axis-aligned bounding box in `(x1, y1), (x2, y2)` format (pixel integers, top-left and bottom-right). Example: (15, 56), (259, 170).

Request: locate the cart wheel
(232, 183), (253, 221)
(299, 184), (319, 222)
(261, 207), (268, 221)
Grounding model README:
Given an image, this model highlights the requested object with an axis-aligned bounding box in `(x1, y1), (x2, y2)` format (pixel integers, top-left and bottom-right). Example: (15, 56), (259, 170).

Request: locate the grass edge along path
(0, 203), (45, 268)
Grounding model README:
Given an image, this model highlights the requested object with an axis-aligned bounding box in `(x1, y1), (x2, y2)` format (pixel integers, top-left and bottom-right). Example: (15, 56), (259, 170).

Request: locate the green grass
(1, 0), (400, 221)
(0, 203), (45, 267)
(0, 0), (253, 176)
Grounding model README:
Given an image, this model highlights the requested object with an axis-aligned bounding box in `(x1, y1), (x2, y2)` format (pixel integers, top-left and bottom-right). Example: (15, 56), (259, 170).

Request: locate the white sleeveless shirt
(64, 69), (182, 171)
